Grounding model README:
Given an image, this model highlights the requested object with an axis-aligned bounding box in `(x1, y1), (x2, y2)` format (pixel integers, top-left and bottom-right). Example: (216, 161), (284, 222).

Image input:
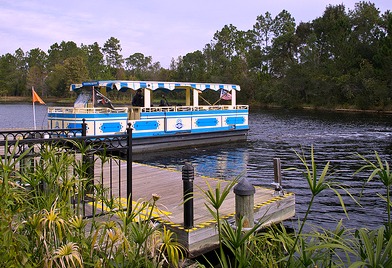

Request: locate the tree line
(0, 1), (391, 110)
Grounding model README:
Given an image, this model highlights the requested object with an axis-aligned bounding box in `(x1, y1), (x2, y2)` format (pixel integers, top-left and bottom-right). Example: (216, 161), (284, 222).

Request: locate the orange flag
(32, 87), (45, 104)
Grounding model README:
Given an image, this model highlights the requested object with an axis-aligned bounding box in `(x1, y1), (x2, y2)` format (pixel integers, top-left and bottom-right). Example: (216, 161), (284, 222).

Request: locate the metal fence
(0, 120), (132, 218)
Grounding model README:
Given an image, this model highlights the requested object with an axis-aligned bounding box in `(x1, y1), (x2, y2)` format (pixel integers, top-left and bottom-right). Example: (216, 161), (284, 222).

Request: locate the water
(1, 104), (392, 230)
(0, 103), (48, 129)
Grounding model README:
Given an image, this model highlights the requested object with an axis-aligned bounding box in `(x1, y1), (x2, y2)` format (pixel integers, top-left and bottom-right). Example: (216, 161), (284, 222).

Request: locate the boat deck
(94, 160), (296, 257)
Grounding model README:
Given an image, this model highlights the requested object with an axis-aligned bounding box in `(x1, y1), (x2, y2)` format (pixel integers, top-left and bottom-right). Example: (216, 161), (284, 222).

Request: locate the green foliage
(0, 141), (186, 267)
(351, 226), (392, 267)
(194, 146), (392, 268)
(357, 151), (392, 239)
(1, 2), (390, 111)
(2, 141), (392, 267)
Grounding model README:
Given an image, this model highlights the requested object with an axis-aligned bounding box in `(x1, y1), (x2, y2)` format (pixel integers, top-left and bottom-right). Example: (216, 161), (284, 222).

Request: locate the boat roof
(70, 80), (241, 92)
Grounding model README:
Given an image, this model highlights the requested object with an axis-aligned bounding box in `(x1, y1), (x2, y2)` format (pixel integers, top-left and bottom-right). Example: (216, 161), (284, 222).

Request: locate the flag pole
(32, 87), (37, 130)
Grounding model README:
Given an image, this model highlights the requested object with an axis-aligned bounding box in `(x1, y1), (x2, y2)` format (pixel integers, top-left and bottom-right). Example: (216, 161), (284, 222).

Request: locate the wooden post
(273, 158), (282, 186)
(233, 178), (255, 228)
(273, 158), (284, 196)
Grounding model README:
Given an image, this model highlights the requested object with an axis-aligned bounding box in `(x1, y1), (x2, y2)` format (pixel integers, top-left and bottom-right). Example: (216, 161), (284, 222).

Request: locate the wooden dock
(0, 129), (295, 256)
(94, 160), (295, 257)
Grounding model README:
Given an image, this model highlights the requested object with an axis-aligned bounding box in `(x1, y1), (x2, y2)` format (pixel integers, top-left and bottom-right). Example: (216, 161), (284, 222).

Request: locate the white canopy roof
(70, 80), (241, 92)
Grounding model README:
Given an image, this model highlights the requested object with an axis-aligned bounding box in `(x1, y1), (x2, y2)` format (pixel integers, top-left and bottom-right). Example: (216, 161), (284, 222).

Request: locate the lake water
(1, 103), (392, 230)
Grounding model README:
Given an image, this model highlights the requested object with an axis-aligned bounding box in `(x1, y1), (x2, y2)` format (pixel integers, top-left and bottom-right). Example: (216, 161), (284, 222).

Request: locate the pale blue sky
(0, 0), (390, 67)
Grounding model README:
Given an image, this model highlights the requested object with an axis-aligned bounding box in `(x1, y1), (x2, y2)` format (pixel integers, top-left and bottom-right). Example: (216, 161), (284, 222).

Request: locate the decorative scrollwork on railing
(0, 128), (129, 158)
(0, 128), (82, 142)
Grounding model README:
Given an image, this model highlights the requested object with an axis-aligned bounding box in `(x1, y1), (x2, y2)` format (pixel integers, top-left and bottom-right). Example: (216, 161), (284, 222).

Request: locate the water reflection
(134, 143), (249, 180)
(136, 109), (392, 230)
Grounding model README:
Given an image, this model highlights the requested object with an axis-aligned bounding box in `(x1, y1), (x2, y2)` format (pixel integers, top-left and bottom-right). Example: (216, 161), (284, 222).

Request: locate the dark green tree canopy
(0, 2), (390, 110)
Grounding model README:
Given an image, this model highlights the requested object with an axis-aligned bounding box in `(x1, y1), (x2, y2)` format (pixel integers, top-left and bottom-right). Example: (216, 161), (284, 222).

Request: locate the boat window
(74, 90), (92, 108)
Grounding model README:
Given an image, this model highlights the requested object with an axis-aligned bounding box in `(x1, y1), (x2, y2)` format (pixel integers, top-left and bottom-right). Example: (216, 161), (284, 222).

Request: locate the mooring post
(273, 158), (284, 196)
(126, 123), (133, 200)
(182, 162), (194, 229)
(233, 178), (255, 228)
(82, 118), (87, 136)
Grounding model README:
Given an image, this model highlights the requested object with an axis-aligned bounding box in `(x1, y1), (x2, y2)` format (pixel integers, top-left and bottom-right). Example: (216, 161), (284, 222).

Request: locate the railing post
(20, 141), (34, 175)
(233, 178), (255, 228)
(127, 123), (133, 200)
(182, 162), (194, 229)
(82, 118), (87, 136)
(84, 152), (95, 196)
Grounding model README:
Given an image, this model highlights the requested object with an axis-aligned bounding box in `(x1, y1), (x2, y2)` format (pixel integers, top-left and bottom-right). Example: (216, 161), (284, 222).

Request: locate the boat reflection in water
(133, 142), (250, 181)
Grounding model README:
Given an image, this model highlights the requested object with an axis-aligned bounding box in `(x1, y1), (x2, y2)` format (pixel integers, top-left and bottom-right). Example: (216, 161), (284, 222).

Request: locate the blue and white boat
(47, 80), (249, 152)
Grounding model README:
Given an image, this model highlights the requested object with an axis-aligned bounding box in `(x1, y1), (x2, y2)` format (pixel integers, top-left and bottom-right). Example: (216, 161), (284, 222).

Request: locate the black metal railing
(0, 120), (132, 218)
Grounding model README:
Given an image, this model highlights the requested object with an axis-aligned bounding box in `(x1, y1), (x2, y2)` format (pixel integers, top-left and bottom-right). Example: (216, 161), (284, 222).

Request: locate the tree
(63, 56), (89, 87)
(348, 2), (385, 107)
(26, 48), (48, 96)
(0, 53), (17, 96)
(47, 41), (85, 69)
(252, 12), (275, 73)
(102, 37), (124, 77)
(0, 49), (28, 96)
(26, 48), (47, 71)
(269, 10), (297, 77)
(125, 53), (152, 79)
(13, 48), (28, 96)
(375, 11), (392, 93)
(82, 42), (105, 80)
(175, 50), (206, 82)
(45, 56), (88, 97)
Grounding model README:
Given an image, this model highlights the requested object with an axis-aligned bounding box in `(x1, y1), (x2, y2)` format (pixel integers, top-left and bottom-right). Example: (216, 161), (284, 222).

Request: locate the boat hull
(131, 128), (248, 153)
(47, 105), (249, 153)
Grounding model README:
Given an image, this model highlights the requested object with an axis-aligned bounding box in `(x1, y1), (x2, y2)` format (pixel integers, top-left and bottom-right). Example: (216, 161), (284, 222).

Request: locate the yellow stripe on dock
(87, 197), (171, 221)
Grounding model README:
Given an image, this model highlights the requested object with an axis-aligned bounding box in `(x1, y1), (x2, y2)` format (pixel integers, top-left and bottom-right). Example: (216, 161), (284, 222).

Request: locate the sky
(0, 0), (390, 68)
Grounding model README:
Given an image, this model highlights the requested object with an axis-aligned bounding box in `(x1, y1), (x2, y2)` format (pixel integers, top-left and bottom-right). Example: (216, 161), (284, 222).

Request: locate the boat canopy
(70, 80), (241, 92)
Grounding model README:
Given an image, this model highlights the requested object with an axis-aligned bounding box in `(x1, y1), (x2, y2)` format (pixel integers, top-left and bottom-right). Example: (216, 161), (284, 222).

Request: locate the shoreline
(2, 97), (392, 114)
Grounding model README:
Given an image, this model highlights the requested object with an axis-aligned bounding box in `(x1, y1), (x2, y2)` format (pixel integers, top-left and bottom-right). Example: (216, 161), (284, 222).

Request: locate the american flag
(220, 89), (232, 101)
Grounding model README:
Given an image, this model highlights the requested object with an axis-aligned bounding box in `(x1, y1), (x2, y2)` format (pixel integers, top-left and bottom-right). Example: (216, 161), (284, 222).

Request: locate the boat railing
(48, 107), (129, 114)
(141, 106), (176, 112)
(49, 105), (248, 115)
(140, 105), (249, 113)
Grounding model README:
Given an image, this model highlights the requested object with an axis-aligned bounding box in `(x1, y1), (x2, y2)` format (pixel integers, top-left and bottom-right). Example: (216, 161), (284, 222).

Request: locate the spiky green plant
(286, 146), (358, 266)
(357, 151), (392, 236)
(52, 242), (83, 268)
(158, 225), (186, 268)
(198, 178), (238, 267)
(220, 217), (262, 268)
(0, 140), (32, 266)
(251, 224), (295, 267)
(351, 226), (392, 267)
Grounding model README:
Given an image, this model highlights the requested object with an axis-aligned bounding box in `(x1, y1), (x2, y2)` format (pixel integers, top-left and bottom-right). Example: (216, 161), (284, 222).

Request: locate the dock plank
(94, 159), (295, 257)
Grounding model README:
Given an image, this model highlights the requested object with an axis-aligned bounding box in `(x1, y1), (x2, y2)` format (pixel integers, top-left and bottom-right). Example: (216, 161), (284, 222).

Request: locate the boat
(47, 80), (249, 153)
